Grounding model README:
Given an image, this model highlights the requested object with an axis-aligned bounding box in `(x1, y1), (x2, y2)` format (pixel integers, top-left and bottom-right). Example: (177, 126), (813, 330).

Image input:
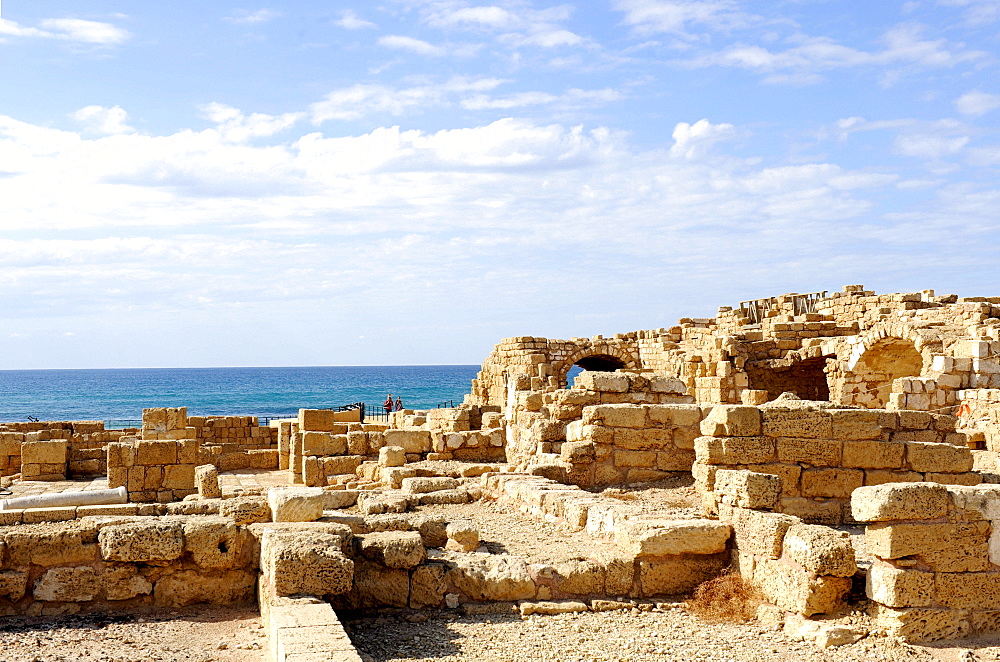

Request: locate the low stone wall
(853, 482), (1000, 642)
(559, 404), (704, 487)
(0, 515), (257, 616)
(107, 439), (198, 502)
(694, 403), (980, 525)
(715, 469), (857, 616)
(292, 409), (392, 487)
(190, 415), (279, 447)
(1, 421), (130, 479)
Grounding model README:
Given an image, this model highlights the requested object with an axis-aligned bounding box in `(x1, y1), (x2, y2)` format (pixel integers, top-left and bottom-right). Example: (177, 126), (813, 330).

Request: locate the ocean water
(0, 365), (480, 423)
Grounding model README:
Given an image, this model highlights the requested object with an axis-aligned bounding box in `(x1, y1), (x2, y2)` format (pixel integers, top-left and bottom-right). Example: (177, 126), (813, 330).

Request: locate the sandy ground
(0, 604), (266, 662)
(344, 606), (1000, 662)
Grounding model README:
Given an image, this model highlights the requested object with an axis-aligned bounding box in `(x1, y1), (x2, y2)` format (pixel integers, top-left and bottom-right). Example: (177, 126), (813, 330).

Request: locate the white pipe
(0, 486), (128, 511)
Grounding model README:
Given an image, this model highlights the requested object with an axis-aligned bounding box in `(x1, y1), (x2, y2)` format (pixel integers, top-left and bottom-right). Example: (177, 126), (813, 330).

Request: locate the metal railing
(738, 291), (828, 324)
(436, 400), (456, 409)
(104, 419), (142, 430)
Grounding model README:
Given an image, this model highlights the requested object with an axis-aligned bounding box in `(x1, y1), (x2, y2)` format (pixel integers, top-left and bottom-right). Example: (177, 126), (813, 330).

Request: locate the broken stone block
(614, 519), (730, 557)
(195, 464), (221, 499)
(99, 520), (184, 563)
(714, 469), (781, 509)
(445, 519), (480, 552)
(183, 516), (252, 570)
(781, 524), (857, 577)
(447, 554), (535, 601)
(261, 530), (354, 597)
(379, 446), (406, 467)
(219, 495), (271, 525)
(357, 531), (426, 569)
(851, 482), (949, 522)
(400, 477), (459, 494)
(519, 600), (589, 616)
(700, 405), (762, 437)
(268, 487), (325, 523)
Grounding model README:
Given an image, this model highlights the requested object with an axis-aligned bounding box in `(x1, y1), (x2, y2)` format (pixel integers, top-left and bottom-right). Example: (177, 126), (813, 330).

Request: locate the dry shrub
(685, 572), (763, 623)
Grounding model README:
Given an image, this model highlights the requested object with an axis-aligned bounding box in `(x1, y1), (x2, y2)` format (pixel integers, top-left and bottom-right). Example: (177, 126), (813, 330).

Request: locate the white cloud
(224, 9), (281, 24)
(938, 0), (1000, 25)
(201, 103), (303, 142)
(689, 24), (985, 82)
(309, 78), (507, 122)
(894, 133), (970, 158)
(670, 119), (734, 158)
(0, 16), (129, 45)
(956, 90), (1000, 116)
(334, 9), (376, 30)
(613, 0), (756, 38)
(461, 87), (621, 110)
(71, 106), (135, 135)
(428, 6), (517, 29)
(378, 35), (448, 57)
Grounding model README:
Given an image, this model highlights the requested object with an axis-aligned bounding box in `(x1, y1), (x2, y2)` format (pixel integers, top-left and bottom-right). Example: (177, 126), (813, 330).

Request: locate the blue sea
(0, 366), (480, 424)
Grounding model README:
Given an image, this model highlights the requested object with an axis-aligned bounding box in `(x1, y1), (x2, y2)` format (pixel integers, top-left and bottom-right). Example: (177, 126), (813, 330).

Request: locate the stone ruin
(2, 284), (1000, 659)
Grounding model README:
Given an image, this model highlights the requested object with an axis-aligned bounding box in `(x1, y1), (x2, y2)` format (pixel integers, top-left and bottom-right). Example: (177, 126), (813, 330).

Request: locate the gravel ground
(344, 605), (1000, 662)
(0, 604), (266, 662)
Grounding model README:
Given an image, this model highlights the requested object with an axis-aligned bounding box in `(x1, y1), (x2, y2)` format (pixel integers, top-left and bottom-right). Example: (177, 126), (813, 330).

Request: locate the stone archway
(746, 355), (834, 402)
(839, 337), (924, 408)
(555, 345), (639, 388)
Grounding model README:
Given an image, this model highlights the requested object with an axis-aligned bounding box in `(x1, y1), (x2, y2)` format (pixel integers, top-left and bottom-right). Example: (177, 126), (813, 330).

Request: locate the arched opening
(848, 338), (923, 408)
(564, 354), (627, 387)
(746, 356), (833, 402)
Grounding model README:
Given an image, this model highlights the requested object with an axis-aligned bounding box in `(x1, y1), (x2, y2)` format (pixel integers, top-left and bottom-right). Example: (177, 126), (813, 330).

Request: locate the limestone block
(261, 530), (354, 597)
(99, 520), (184, 563)
(0, 570), (28, 601)
(21, 440), (67, 466)
(323, 455), (363, 476)
(301, 431), (346, 456)
(740, 390), (769, 406)
(582, 404), (647, 429)
(183, 516), (251, 569)
(551, 559), (605, 595)
(926, 472), (981, 486)
(614, 450), (656, 468)
(347, 431), (368, 455)
(382, 467), (418, 489)
(445, 519), (480, 552)
(830, 409), (885, 440)
(647, 404), (702, 427)
(936, 571), (1000, 610)
(378, 446), (406, 467)
(219, 495), (271, 525)
(33, 566), (102, 602)
(561, 441), (595, 464)
(401, 477), (459, 494)
(195, 464), (221, 499)
(776, 498), (843, 525)
(322, 489), (359, 510)
(874, 605), (970, 643)
(656, 449), (695, 471)
(752, 557), (851, 616)
(637, 553), (727, 597)
(410, 562), (448, 609)
(842, 441), (905, 469)
(699, 405), (762, 437)
(576, 372), (629, 393)
(714, 469), (781, 509)
(782, 524), (857, 577)
(136, 440), (177, 466)
(776, 438), (842, 466)
(103, 566), (153, 601)
(851, 483), (949, 522)
(762, 408), (832, 439)
(154, 569), (256, 607)
(865, 521), (990, 572)
(298, 409), (339, 432)
(345, 558), (409, 608)
(863, 469), (923, 486)
(614, 519), (730, 557)
(419, 489), (471, 505)
(1, 526), (97, 566)
(358, 531), (426, 569)
(725, 508), (800, 559)
(447, 554), (536, 601)
(268, 487), (325, 523)
(162, 463), (195, 490)
(382, 430), (431, 454)
(898, 411), (932, 430)
(906, 442), (973, 473)
(520, 600), (590, 615)
(800, 468), (863, 498)
(867, 563), (933, 608)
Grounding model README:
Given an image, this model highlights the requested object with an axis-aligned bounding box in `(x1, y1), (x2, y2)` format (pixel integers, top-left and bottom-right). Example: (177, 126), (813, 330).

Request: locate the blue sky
(0, 0), (998, 369)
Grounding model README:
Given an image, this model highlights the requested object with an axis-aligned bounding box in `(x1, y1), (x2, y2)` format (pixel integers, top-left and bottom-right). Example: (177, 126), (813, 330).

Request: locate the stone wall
(189, 415), (279, 447)
(0, 421), (130, 479)
(291, 409), (392, 487)
(559, 403), (703, 487)
(0, 516), (257, 615)
(714, 469), (857, 617)
(106, 439), (198, 502)
(694, 402), (980, 525)
(853, 482), (1000, 642)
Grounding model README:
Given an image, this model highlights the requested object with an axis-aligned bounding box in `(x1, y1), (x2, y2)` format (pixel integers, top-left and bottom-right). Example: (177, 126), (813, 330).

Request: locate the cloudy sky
(0, 0), (998, 369)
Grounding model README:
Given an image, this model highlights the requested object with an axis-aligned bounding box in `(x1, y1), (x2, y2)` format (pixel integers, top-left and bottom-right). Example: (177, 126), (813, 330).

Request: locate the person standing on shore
(383, 394), (393, 417)
(393, 396), (403, 411)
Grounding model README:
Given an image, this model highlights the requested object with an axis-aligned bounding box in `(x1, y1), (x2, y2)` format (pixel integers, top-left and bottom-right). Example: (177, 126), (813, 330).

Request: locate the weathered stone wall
(291, 409), (392, 487)
(559, 403), (704, 487)
(715, 469), (856, 617)
(107, 439), (199, 502)
(694, 403), (980, 525)
(189, 415), (279, 447)
(853, 482), (1000, 643)
(0, 421), (130, 479)
(0, 516), (257, 615)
